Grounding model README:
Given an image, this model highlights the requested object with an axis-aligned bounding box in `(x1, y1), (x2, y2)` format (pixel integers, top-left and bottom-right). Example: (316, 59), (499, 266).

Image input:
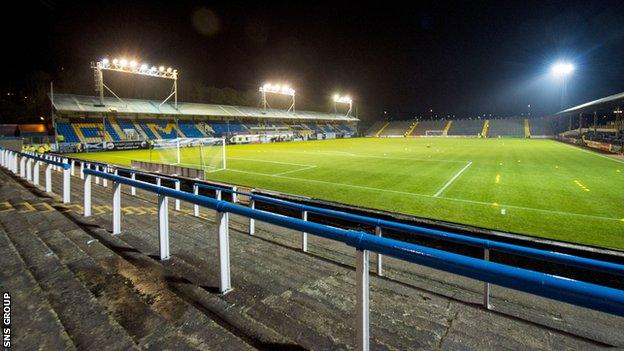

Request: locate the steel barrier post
(232, 186), (238, 203)
(156, 177), (161, 187)
(130, 172), (136, 195)
(62, 166), (70, 203)
(217, 208), (232, 293)
(158, 194), (170, 260)
(484, 248), (491, 309)
(84, 173), (92, 217)
(301, 210), (308, 252)
(45, 164), (52, 193)
(33, 161), (40, 186)
(248, 198), (255, 235)
(80, 162), (84, 179)
(174, 181), (180, 211)
(193, 184), (199, 216)
(70, 160), (75, 176)
(26, 158), (32, 181)
(376, 226), (384, 276)
(356, 249), (370, 351)
(95, 165), (100, 185)
(102, 166), (108, 187)
(19, 156), (26, 178)
(112, 181), (121, 234)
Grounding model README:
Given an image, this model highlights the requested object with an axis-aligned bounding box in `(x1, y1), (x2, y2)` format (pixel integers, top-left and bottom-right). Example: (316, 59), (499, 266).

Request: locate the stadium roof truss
(50, 93), (358, 122)
(556, 90), (624, 115)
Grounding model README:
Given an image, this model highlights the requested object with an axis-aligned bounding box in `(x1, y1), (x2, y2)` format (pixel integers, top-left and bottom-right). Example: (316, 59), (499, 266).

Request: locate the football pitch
(70, 138), (624, 250)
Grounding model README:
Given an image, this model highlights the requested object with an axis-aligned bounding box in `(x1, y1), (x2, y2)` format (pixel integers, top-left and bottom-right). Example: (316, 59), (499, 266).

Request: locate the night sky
(3, 0), (624, 122)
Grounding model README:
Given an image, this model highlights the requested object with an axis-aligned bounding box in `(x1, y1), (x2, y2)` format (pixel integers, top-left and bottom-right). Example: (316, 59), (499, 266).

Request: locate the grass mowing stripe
(560, 142), (624, 164)
(433, 161), (473, 197)
(222, 168), (620, 222)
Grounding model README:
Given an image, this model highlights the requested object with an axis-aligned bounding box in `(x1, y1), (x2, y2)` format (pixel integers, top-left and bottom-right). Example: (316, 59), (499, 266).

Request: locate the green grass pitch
(70, 138), (624, 250)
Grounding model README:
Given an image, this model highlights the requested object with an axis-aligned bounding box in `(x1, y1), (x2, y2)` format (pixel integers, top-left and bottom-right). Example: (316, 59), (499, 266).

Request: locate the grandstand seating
(379, 121), (412, 136)
(411, 120), (448, 136)
(365, 121), (386, 136)
(447, 119), (484, 136)
(209, 121), (248, 137)
(104, 121), (121, 141)
(56, 123), (81, 143)
(178, 122), (206, 138)
(529, 117), (555, 136)
(488, 118), (525, 137)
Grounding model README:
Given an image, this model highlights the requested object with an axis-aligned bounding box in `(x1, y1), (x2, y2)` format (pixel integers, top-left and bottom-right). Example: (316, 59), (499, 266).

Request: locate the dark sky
(3, 0), (624, 122)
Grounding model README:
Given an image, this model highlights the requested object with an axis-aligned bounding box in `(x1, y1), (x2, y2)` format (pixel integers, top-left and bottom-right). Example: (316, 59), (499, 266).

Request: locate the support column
(45, 164), (52, 193)
(483, 248), (491, 309)
(375, 226), (383, 276)
(301, 210), (308, 252)
(84, 174), (92, 217)
(158, 195), (170, 260)
(62, 167), (70, 203)
(112, 181), (121, 234)
(217, 209), (232, 293)
(33, 161), (40, 186)
(356, 249), (370, 351)
(193, 184), (199, 216)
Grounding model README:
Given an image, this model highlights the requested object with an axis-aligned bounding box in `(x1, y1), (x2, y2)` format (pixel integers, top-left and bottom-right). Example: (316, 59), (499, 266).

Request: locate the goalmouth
(424, 130), (445, 137)
(150, 137), (226, 173)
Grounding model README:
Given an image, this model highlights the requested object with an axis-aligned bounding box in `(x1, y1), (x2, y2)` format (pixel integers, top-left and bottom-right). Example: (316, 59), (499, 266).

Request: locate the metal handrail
(83, 168), (624, 318)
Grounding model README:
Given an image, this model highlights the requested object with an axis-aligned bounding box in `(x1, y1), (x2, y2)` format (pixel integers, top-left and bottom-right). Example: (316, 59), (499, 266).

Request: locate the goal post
(149, 137), (226, 172)
(425, 130), (445, 137)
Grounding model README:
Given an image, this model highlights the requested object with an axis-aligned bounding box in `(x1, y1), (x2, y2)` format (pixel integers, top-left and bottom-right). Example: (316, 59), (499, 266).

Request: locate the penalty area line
(433, 161), (473, 197)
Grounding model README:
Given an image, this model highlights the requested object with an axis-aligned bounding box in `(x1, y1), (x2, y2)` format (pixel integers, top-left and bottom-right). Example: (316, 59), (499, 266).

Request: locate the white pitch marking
(560, 142), (624, 164)
(221, 168), (621, 222)
(272, 165), (317, 176)
(433, 162), (473, 197)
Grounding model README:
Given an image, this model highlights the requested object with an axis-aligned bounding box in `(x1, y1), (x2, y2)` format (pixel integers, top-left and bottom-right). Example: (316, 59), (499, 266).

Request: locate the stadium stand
(411, 119), (448, 136)
(56, 123), (80, 143)
(178, 122), (206, 138)
(379, 121), (412, 136)
(365, 121), (385, 136)
(488, 118), (525, 137)
(447, 119), (484, 136)
(103, 120), (122, 141)
(529, 117), (555, 136)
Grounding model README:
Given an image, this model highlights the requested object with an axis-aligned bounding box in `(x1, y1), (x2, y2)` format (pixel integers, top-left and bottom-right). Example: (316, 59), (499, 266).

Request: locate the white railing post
(375, 226), (383, 276)
(112, 181), (121, 234)
(95, 165), (100, 185)
(130, 172), (136, 195)
(70, 160), (75, 176)
(193, 184), (199, 216)
(174, 181), (180, 211)
(231, 186), (238, 203)
(45, 164), (52, 193)
(484, 249), (491, 309)
(156, 177), (161, 187)
(80, 162), (84, 180)
(19, 156), (26, 178)
(84, 173), (92, 217)
(33, 161), (40, 186)
(158, 194), (170, 260)
(62, 166), (70, 203)
(248, 197), (255, 235)
(301, 210), (308, 252)
(356, 249), (370, 351)
(217, 208), (232, 293)
(215, 189), (222, 219)
(102, 166), (108, 187)
(26, 158), (32, 181)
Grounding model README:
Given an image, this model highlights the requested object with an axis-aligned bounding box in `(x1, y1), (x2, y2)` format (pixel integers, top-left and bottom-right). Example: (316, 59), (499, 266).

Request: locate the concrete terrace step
(0, 221), (139, 350)
(35, 228), (203, 350)
(0, 228), (76, 350)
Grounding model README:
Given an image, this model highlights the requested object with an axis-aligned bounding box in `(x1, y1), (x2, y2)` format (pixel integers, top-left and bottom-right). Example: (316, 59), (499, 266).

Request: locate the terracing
(1, 160), (623, 350)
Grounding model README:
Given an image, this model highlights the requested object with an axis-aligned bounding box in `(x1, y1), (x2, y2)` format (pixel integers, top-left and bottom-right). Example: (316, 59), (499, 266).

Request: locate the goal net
(149, 137), (226, 172)
(425, 130), (445, 137)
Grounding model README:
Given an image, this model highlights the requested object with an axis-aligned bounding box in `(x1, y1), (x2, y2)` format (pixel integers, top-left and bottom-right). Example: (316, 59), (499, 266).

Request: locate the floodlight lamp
(159, 66), (165, 72)
(166, 67), (172, 73)
(119, 59), (128, 67)
(130, 60), (137, 68)
(552, 62), (574, 76)
(140, 64), (148, 71)
(102, 58), (109, 65)
(333, 93), (340, 102)
(112, 58), (119, 65)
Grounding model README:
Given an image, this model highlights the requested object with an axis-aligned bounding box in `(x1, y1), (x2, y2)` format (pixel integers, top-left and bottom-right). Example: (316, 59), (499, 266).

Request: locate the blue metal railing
(84, 168), (624, 317)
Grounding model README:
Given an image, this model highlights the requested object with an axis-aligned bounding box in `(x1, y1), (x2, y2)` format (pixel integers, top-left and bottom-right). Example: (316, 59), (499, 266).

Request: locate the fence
(3, 148), (624, 351)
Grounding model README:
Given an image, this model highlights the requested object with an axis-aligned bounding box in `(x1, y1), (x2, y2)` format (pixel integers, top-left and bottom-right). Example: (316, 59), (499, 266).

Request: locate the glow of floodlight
(159, 66), (165, 72)
(166, 67), (172, 73)
(102, 58), (109, 65)
(112, 58), (119, 65)
(333, 94), (352, 104)
(552, 61), (574, 76)
(140, 63), (148, 71)
(130, 60), (137, 68)
(119, 59), (128, 67)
